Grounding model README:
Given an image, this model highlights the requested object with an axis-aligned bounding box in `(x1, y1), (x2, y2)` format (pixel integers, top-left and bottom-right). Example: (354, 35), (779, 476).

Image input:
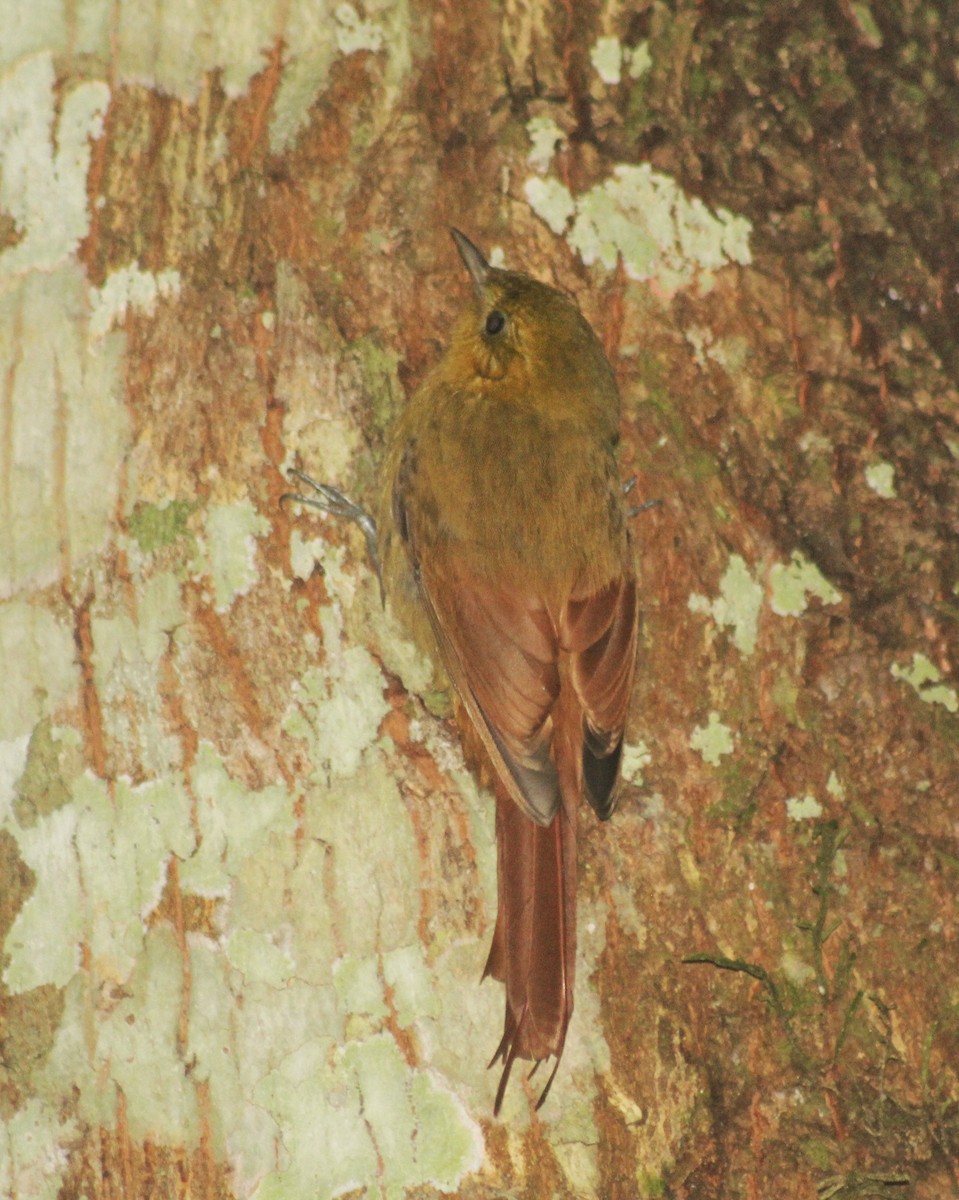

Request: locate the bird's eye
(485, 310), (506, 336)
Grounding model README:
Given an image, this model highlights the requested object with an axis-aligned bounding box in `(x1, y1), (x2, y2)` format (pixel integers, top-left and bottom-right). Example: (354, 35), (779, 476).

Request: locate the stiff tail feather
(483, 786), (577, 1114)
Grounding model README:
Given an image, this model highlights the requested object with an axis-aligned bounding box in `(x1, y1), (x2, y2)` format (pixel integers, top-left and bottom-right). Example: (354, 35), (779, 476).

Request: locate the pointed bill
(450, 228), (490, 293)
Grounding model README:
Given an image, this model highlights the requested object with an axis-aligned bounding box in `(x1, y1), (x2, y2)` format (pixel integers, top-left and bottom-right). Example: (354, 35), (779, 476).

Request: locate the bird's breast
(409, 393), (627, 596)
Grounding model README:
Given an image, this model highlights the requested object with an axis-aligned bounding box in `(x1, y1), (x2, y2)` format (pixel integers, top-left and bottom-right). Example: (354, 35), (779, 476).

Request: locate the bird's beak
(450, 228), (490, 296)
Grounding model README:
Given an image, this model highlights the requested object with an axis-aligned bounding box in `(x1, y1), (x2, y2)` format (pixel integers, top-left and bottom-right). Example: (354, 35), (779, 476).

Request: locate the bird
(285, 229), (638, 1113)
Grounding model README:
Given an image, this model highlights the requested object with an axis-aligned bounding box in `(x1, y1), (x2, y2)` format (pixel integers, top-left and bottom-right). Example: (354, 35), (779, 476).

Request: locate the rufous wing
(396, 481), (637, 1109)
(413, 554), (564, 826)
(563, 573), (639, 818)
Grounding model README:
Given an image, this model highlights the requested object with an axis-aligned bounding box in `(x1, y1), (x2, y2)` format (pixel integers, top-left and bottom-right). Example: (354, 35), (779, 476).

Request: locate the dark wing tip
(583, 733), (623, 820)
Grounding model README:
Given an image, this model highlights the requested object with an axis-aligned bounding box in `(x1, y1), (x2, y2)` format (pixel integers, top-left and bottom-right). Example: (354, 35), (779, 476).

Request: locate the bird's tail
(483, 785), (577, 1114)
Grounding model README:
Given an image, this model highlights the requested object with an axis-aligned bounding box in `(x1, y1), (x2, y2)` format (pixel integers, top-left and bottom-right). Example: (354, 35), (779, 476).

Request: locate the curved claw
(621, 475), (662, 519)
(281, 468), (382, 591)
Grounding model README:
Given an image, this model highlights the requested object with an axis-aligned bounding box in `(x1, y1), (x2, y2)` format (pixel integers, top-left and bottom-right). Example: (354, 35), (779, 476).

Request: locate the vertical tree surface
(1, 3), (957, 1198)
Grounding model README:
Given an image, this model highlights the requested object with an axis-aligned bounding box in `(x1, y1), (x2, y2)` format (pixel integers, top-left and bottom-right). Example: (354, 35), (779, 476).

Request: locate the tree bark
(1, 3), (957, 1198)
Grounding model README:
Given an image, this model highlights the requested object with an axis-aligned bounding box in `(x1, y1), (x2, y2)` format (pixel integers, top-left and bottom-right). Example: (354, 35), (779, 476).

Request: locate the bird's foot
(281, 469), (382, 587)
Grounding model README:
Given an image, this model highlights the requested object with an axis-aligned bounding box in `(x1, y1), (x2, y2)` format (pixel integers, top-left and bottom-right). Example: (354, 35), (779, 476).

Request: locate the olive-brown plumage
(379, 231), (638, 1112)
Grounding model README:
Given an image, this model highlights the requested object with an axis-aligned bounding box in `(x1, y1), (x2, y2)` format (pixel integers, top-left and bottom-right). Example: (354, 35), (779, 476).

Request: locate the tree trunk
(2, 3), (957, 1198)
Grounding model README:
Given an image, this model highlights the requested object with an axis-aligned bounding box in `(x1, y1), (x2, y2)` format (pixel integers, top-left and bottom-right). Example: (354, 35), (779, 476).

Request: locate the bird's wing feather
(404, 551), (637, 826)
(415, 553), (563, 826)
(561, 573), (638, 818)
(394, 451), (636, 826)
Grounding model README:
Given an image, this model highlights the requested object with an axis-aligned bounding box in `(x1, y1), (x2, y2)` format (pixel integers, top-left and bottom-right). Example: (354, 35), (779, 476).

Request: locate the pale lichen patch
(250, 1032), (481, 1200)
(0, 268), (128, 602)
(591, 35), (624, 85)
(180, 742), (295, 898)
(251, 1037), (373, 1196)
(0, 734), (31, 820)
(769, 551), (842, 617)
(526, 115), (565, 173)
(269, 0), (411, 153)
(285, 646), (388, 781)
(621, 739), (652, 786)
(689, 554), (763, 656)
(284, 543), (397, 778)
(3, 770), (194, 993)
(408, 1071), (484, 1191)
(891, 653), (958, 713)
(91, 570), (184, 689)
(685, 324), (751, 373)
(0, 609), (76, 739)
(225, 928), (296, 988)
(2, 804), (82, 991)
(88, 262), (182, 337)
(826, 770), (845, 800)
(306, 755), (418, 955)
(780, 949), (816, 985)
(382, 944), (442, 1025)
(333, 955), (390, 1020)
(526, 164), (752, 297)
(689, 712), (735, 765)
(865, 459), (897, 498)
(201, 502), (270, 612)
(0, 53), (109, 278)
(523, 175), (577, 235)
(93, 926), (200, 1144)
(334, 2), (385, 54)
(628, 40), (652, 79)
(289, 528), (331, 582)
(785, 794), (824, 821)
(0, 1097), (78, 1200)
